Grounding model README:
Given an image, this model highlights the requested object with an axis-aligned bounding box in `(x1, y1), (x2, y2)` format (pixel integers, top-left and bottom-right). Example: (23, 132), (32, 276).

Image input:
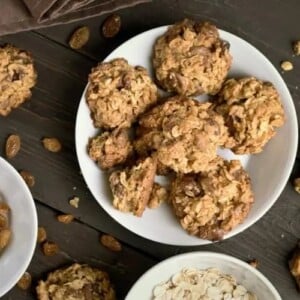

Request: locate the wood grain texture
(0, 0), (300, 299)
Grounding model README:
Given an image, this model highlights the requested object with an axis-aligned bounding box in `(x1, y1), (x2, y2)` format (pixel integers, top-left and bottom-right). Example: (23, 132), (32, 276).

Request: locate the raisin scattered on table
(102, 14), (121, 38)
(100, 234), (122, 252)
(5, 134), (21, 159)
(69, 26), (90, 49)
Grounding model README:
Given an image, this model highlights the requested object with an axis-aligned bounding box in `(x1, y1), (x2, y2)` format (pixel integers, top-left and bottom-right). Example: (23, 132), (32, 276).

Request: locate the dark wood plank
(4, 202), (156, 300)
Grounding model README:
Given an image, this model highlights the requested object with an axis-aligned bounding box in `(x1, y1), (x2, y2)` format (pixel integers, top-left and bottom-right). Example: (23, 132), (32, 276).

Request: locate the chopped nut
(42, 241), (59, 256)
(17, 272), (32, 290)
(37, 227), (47, 243)
(102, 14), (121, 38)
(248, 259), (259, 268)
(57, 214), (74, 224)
(289, 242), (300, 289)
(293, 41), (300, 56)
(69, 197), (80, 208)
(281, 60), (293, 71)
(5, 134), (21, 159)
(42, 137), (62, 153)
(20, 170), (35, 188)
(100, 234), (122, 252)
(0, 228), (11, 249)
(294, 178), (300, 194)
(69, 26), (90, 49)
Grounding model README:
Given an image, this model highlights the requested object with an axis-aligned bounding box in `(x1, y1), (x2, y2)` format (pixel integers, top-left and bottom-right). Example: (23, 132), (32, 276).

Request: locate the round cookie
(153, 19), (232, 96)
(215, 77), (285, 154)
(36, 263), (115, 300)
(170, 159), (254, 241)
(134, 96), (228, 174)
(86, 58), (158, 129)
(0, 44), (37, 116)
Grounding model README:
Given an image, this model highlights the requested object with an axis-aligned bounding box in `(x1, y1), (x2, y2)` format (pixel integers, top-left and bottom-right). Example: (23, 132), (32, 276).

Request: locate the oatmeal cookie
(86, 58), (158, 129)
(135, 96), (228, 173)
(148, 183), (168, 209)
(0, 45), (37, 116)
(109, 157), (156, 216)
(215, 77), (285, 154)
(153, 19), (232, 96)
(36, 263), (115, 300)
(88, 128), (133, 169)
(170, 159), (254, 241)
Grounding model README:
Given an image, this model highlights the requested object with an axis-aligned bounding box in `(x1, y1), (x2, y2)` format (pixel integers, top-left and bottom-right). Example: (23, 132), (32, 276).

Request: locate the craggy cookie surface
(153, 19), (232, 96)
(0, 45), (37, 116)
(36, 263), (115, 300)
(135, 96), (228, 174)
(109, 157), (157, 216)
(170, 159), (254, 241)
(215, 77), (285, 154)
(88, 128), (132, 169)
(86, 58), (157, 129)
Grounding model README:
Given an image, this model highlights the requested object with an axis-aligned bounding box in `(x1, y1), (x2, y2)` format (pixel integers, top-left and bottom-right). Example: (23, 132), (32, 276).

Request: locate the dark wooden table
(1, 0), (300, 299)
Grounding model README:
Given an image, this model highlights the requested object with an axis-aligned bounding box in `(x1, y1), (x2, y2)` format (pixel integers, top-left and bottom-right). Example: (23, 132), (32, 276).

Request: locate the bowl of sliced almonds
(0, 157), (37, 297)
(126, 252), (282, 300)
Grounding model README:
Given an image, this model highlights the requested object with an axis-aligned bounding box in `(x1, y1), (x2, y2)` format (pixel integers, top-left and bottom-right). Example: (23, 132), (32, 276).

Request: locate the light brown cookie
(0, 45), (37, 116)
(109, 157), (157, 217)
(170, 159), (254, 241)
(214, 77), (285, 154)
(36, 263), (115, 300)
(153, 19), (232, 96)
(86, 58), (158, 129)
(88, 128), (133, 169)
(134, 96), (228, 174)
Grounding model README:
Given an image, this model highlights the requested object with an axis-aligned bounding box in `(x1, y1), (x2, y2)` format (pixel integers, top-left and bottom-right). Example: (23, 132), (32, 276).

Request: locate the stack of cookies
(86, 19), (285, 241)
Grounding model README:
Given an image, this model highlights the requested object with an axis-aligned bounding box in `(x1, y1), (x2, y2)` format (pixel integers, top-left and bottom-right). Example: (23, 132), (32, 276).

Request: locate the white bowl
(75, 26), (298, 245)
(0, 157), (37, 297)
(126, 252), (281, 299)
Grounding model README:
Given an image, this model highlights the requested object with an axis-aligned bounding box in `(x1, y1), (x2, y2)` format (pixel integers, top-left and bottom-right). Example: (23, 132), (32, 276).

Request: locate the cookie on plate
(86, 58), (158, 129)
(0, 45), (37, 116)
(153, 19), (232, 96)
(135, 96), (228, 174)
(215, 77), (285, 154)
(109, 156), (157, 217)
(170, 159), (254, 241)
(36, 263), (115, 300)
(88, 128), (133, 169)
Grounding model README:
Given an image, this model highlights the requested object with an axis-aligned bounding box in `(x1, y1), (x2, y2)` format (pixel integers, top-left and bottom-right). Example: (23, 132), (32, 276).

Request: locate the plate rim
(0, 156), (38, 297)
(125, 251), (282, 300)
(75, 25), (298, 246)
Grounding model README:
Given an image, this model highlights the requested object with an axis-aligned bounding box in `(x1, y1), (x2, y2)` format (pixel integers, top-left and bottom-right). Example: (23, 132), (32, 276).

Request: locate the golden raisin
(42, 138), (62, 152)
(42, 241), (59, 256)
(100, 234), (122, 252)
(37, 227), (47, 243)
(102, 14), (121, 38)
(69, 26), (90, 49)
(17, 272), (32, 290)
(20, 170), (35, 188)
(57, 214), (74, 224)
(5, 134), (21, 159)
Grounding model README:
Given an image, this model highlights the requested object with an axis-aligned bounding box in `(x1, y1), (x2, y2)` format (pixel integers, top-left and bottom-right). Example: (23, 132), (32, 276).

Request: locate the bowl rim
(0, 157), (38, 297)
(75, 25), (298, 246)
(125, 251), (282, 299)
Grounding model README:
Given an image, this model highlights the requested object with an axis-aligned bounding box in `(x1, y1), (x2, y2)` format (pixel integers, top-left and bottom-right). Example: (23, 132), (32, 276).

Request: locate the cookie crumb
(293, 178), (300, 194)
(72, 186), (77, 190)
(42, 137), (62, 153)
(57, 214), (74, 224)
(293, 41), (300, 56)
(281, 60), (293, 71)
(20, 170), (35, 187)
(148, 183), (168, 209)
(289, 242), (300, 289)
(37, 227), (47, 243)
(69, 197), (80, 208)
(0, 228), (11, 250)
(42, 241), (59, 256)
(100, 234), (122, 252)
(17, 272), (32, 290)
(248, 259), (259, 268)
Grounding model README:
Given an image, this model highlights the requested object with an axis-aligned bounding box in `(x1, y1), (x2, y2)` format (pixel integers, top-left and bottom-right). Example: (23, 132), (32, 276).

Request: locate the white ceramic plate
(0, 157), (37, 297)
(75, 26), (298, 246)
(125, 252), (282, 299)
